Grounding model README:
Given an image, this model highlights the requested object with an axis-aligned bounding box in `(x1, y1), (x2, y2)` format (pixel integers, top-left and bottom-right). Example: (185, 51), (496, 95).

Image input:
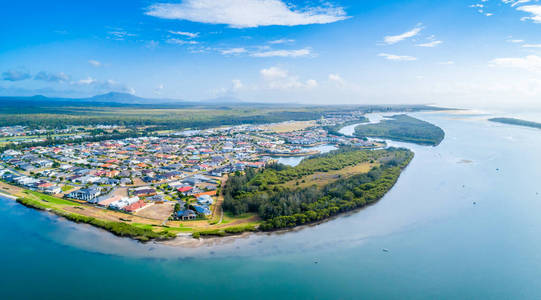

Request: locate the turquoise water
(2, 110), (541, 299)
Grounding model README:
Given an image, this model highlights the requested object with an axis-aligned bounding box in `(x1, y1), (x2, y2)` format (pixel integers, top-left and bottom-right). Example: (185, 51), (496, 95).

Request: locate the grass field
(261, 120), (317, 133)
(61, 185), (74, 192)
(24, 190), (80, 206)
(280, 162), (378, 189)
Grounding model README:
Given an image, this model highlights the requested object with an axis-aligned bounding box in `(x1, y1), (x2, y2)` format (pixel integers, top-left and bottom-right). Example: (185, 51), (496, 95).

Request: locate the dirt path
(211, 175), (227, 224)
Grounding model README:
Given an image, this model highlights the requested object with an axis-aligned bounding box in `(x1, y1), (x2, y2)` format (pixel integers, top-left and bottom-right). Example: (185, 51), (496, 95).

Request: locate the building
(177, 186), (193, 195)
(197, 194), (214, 205)
(177, 209), (196, 220)
(109, 196), (139, 210)
(132, 187), (157, 197)
(193, 204), (211, 216)
(123, 199), (146, 212)
(68, 188), (101, 201)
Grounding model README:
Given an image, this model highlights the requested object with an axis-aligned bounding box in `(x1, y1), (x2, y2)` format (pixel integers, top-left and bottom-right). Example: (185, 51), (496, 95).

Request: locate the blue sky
(2, 0), (541, 108)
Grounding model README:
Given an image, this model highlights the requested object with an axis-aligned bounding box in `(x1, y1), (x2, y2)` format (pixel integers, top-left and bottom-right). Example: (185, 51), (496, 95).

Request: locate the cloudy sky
(2, 0), (541, 108)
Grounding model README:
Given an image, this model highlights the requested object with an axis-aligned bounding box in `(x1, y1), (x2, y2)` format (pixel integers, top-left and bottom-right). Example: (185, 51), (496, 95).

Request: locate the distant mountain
(0, 92), (190, 106)
(83, 92), (189, 104)
(0, 92), (298, 108)
(85, 92), (147, 103)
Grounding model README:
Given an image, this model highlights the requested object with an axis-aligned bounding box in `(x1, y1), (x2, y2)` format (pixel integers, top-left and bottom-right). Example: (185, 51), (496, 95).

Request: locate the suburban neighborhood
(0, 112), (377, 224)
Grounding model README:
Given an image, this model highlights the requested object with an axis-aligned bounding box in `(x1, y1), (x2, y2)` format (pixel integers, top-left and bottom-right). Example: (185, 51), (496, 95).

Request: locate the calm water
(2, 110), (541, 299)
(274, 144), (337, 167)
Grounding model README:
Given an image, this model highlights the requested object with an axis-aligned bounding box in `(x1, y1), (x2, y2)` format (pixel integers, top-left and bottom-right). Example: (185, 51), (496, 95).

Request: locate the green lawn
(26, 190), (80, 206)
(61, 185), (74, 192)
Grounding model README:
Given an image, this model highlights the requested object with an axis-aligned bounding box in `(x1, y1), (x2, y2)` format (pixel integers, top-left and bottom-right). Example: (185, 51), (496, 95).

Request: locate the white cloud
(378, 53), (417, 61)
(260, 66), (317, 89)
(470, 3), (494, 16)
(251, 48), (312, 57)
(438, 61), (455, 65)
(328, 73), (345, 87)
(503, 0), (532, 7)
(305, 79), (318, 88)
(522, 43), (541, 48)
(145, 0), (348, 28)
(34, 71), (70, 82)
(232, 79), (243, 90)
(1, 69), (32, 81)
(73, 78), (135, 94)
(166, 38), (199, 45)
(489, 55), (541, 72)
(507, 39), (525, 43)
(168, 30), (199, 38)
(107, 31), (136, 40)
(88, 60), (102, 67)
(221, 48), (247, 55)
(416, 40), (443, 47)
(517, 5), (541, 23)
(269, 39), (295, 44)
(383, 24), (423, 45)
(145, 40), (160, 49)
(78, 77), (97, 85)
(154, 84), (165, 95)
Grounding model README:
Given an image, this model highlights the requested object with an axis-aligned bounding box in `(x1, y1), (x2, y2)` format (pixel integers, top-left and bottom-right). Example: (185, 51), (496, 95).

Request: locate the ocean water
(1, 110), (541, 299)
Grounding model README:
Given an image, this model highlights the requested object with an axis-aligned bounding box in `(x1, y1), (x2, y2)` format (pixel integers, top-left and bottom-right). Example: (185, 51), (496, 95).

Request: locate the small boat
(313, 258), (319, 264)
(473, 201), (477, 205)
(382, 248), (389, 252)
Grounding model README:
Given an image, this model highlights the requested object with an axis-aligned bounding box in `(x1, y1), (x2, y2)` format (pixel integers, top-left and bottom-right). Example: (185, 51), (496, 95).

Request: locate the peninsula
(354, 114), (445, 146)
(489, 117), (541, 130)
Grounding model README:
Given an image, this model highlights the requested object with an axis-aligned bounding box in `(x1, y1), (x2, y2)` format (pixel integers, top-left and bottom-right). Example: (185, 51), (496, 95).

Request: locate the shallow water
(1, 110), (541, 299)
(274, 144), (337, 167)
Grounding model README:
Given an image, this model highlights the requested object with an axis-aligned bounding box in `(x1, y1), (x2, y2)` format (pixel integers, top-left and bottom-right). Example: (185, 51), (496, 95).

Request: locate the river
(1, 109), (541, 299)
(273, 144), (338, 167)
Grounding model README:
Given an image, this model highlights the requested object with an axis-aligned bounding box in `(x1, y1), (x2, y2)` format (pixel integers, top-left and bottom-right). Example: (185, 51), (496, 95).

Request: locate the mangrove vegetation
(353, 114), (445, 146)
(223, 147), (413, 230)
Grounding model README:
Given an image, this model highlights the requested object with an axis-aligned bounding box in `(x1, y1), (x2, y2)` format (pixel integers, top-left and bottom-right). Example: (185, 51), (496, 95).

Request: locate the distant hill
(0, 92), (252, 106)
(85, 92), (149, 103)
(0, 92), (189, 106)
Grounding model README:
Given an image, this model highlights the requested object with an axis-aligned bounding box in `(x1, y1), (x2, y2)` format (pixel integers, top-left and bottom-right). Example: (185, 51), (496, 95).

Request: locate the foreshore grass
(16, 197), (177, 242)
(192, 224), (258, 239)
(25, 190), (80, 206)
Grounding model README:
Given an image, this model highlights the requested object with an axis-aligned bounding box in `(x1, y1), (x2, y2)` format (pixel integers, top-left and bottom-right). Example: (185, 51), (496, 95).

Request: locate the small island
(354, 114), (445, 146)
(489, 117), (541, 130)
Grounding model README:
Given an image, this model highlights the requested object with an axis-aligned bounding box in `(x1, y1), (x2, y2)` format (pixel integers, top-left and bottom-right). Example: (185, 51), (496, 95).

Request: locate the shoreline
(1, 152), (413, 248)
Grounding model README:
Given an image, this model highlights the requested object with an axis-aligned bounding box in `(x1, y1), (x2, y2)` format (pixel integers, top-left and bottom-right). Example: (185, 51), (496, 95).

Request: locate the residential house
(68, 187), (101, 201)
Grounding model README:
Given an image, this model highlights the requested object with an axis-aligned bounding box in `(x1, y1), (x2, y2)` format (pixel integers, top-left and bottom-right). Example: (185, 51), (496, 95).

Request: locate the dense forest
(0, 97), (445, 129)
(0, 109), (324, 129)
(354, 114), (445, 146)
(489, 118), (541, 130)
(223, 147), (413, 230)
(0, 131), (142, 152)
